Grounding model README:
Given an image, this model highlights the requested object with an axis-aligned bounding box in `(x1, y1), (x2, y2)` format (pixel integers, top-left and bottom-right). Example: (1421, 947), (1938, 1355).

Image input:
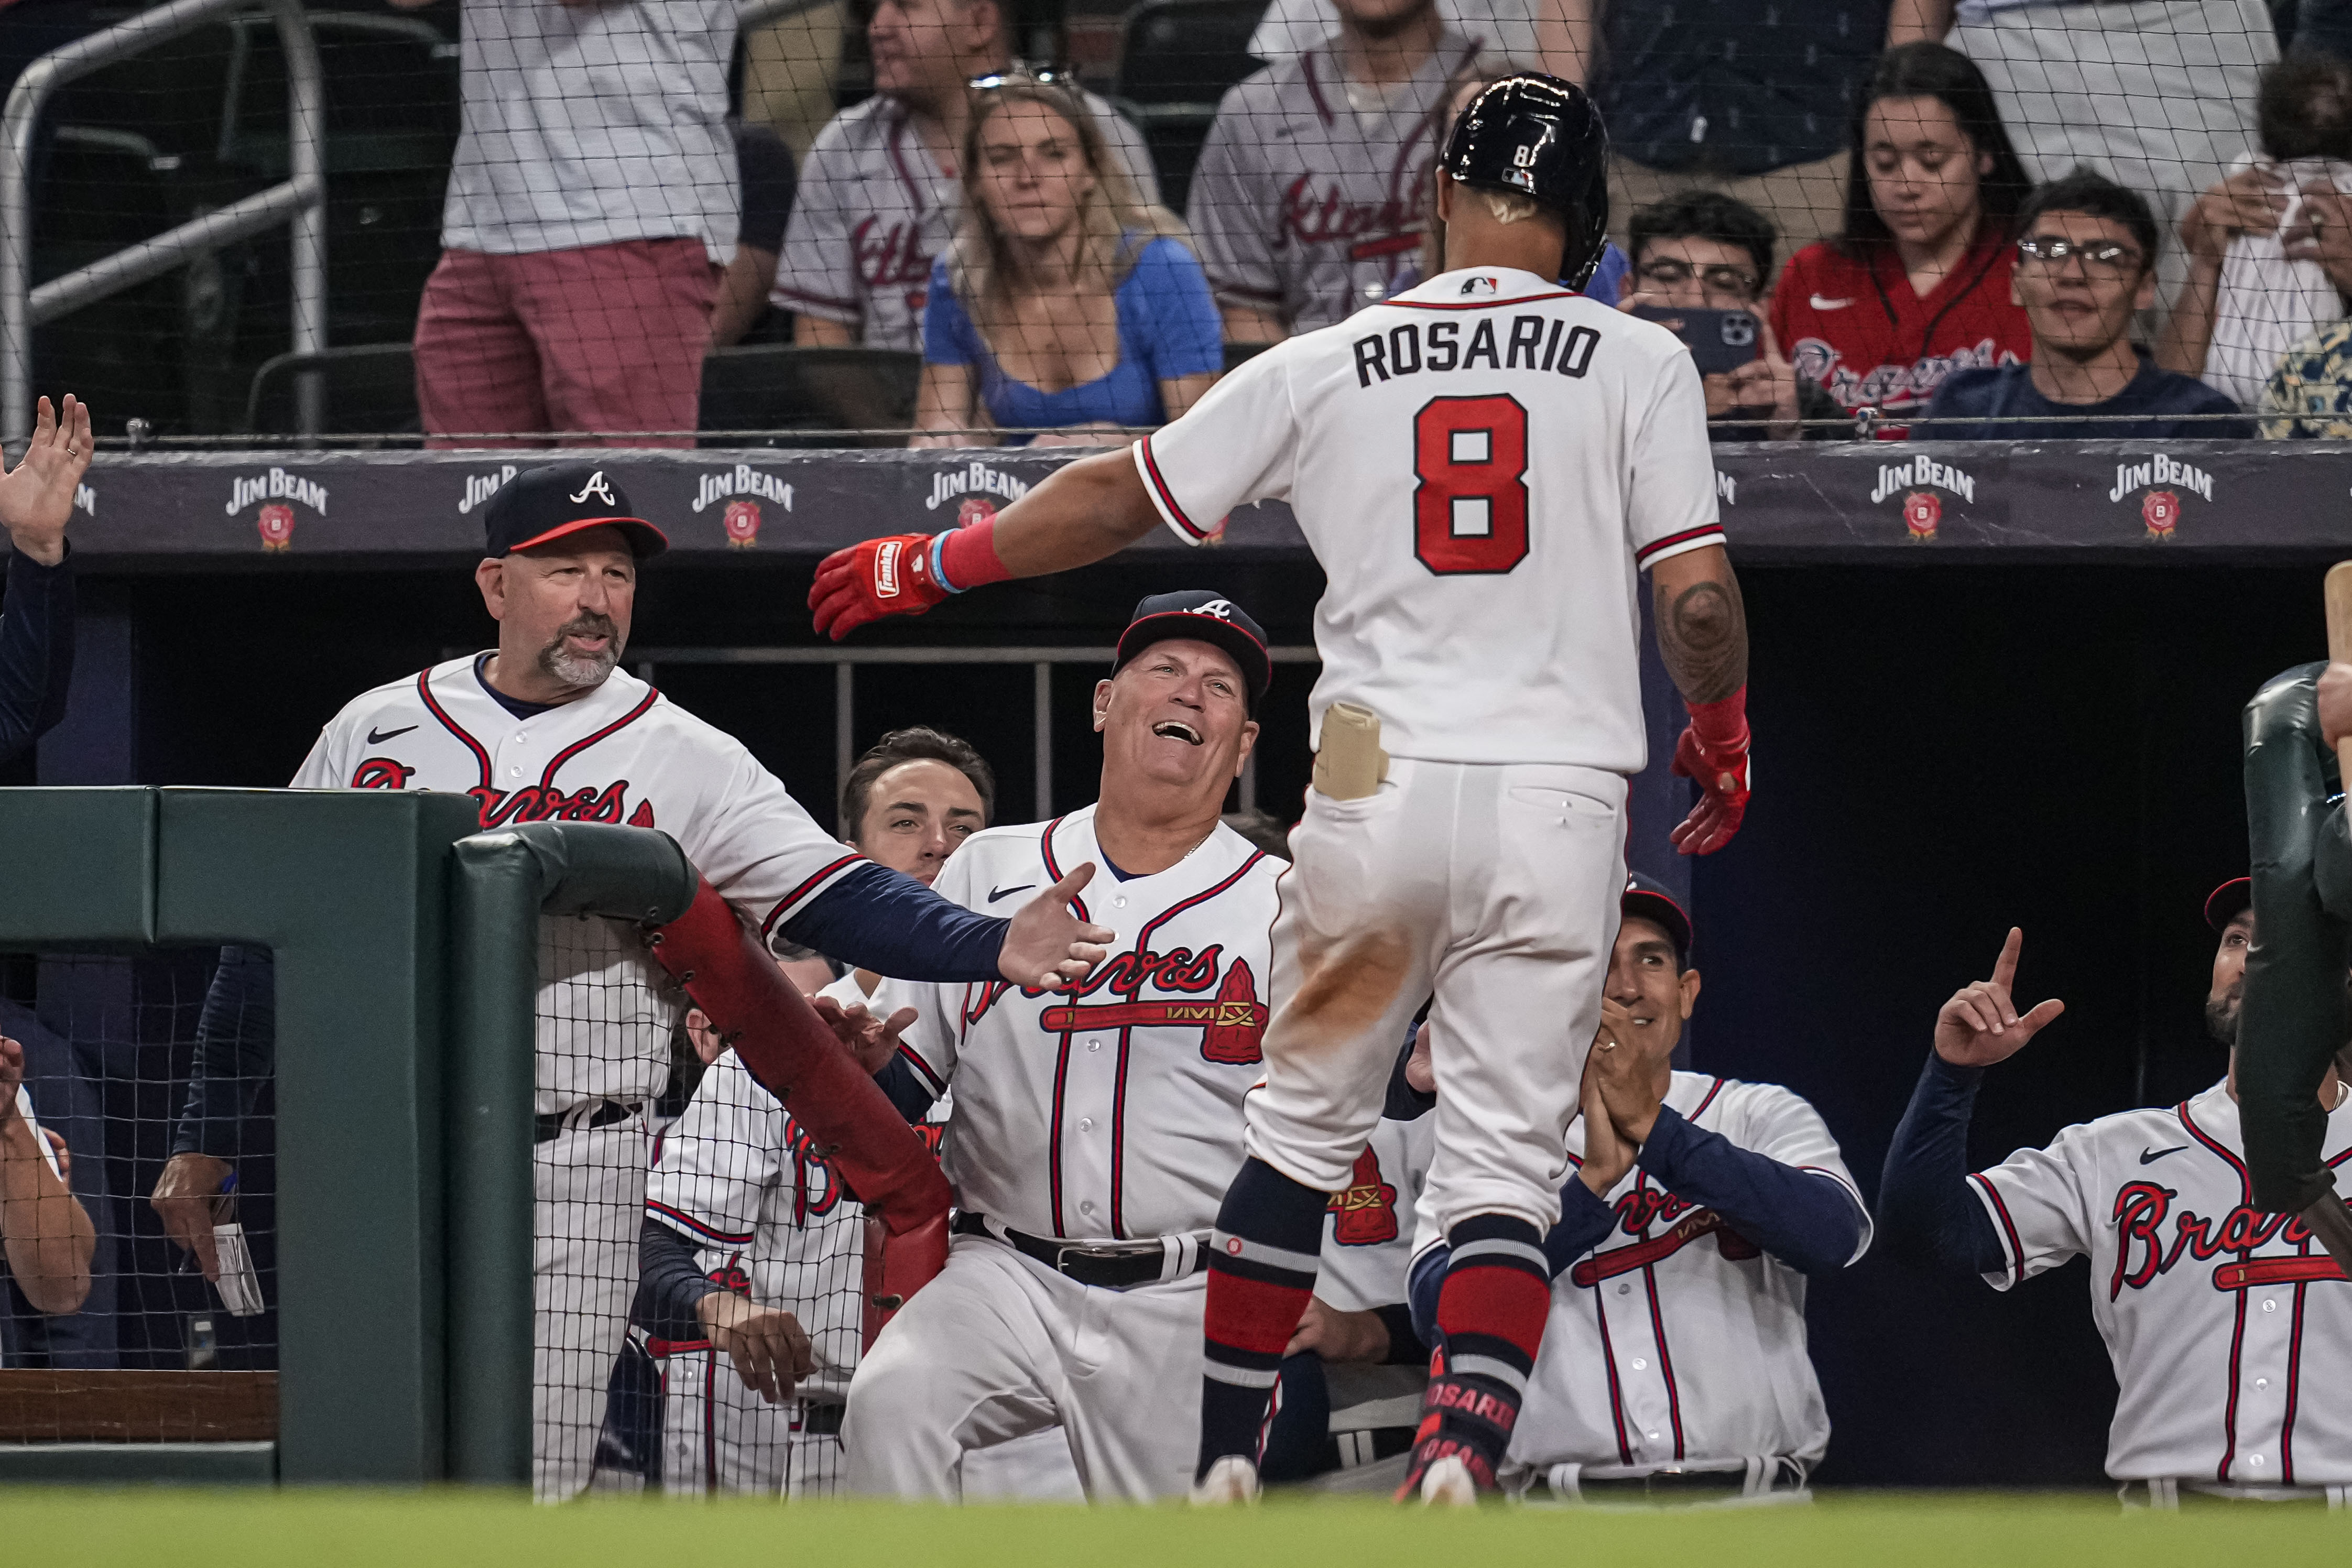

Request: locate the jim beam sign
(2108, 454), (2215, 541)
(692, 464), (793, 549)
(1869, 456), (1977, 543)
(228, 467), (329, 553)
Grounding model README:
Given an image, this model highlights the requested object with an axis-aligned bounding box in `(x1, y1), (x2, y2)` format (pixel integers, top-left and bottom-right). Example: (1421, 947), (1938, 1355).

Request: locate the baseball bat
(2326, 562), (2352, 785)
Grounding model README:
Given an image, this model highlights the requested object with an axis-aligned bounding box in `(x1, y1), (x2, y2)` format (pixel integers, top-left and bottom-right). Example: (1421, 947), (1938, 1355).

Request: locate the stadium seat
(241, 343), (420, 438)
(698, 345), (922, 449)
(1111, 0), (1269, 211)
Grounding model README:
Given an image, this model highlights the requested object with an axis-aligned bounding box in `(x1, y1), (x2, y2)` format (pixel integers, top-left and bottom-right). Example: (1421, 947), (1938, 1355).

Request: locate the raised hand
(808, 993), (919, 1075)
(809, 532), (949, 641)
(1587, 996), (1667, 1146)
(1001, 865), (1115, 990)
(0, 395), (92, 567)
(1933, 927), (2065, 1069)
(1576, 1030), (1635, 1195)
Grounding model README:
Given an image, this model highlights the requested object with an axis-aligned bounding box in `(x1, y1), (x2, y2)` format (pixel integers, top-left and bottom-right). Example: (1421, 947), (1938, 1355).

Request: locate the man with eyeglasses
(777, 4), (1158, 354)
(1617, 192), (1844, 441)
(1921, 170), (2250, 440)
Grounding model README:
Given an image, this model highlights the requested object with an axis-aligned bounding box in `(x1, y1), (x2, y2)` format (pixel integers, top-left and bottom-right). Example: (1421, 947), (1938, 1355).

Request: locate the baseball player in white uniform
(1407, 875), (1870, 1501)
(149, 464), (1109, 1501)
(1879, 883), (2352, 1501)
(840, 592), (1287, 1501)
(810, 75), (1754, 1502)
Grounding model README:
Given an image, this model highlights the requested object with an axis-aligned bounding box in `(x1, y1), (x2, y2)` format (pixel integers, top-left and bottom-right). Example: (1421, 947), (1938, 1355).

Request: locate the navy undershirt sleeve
(873, 1053), (938, 1120)
(0, 543), (74, 765)
(635, 1215), (721, 1340)
(1878, 1051), (2006, 1277)
(1634, 1105), (1866, 1276)
(171, 945), (278, 1160)
(779, 862), (1008, 983)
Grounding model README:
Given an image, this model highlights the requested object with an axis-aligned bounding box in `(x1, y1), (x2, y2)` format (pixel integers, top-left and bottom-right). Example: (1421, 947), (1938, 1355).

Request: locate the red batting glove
(810, 532), (948, 641)
(1669, 689), (1750, 856)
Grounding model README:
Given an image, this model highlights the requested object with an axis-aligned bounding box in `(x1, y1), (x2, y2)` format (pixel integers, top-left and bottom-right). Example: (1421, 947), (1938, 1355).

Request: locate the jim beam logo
(228, 467), (328, 552)
(691, 464), (793, 549)
(1715, 471), (1736, 508)
(73, 482), (93, 518)
(457, 465), (519, 515)
(925, 460), (1030, 513)
(1870, 456), (1976, 543)
(2108, 454), (2214, 541)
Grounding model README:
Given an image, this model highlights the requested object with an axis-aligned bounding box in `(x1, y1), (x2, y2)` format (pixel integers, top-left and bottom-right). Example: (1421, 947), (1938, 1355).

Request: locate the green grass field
(7, 1489), (2349, 1567)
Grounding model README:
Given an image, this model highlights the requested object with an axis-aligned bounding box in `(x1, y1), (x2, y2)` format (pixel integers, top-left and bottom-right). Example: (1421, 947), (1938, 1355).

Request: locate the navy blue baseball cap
(483, 463), (668, 560)
(1621, 873), (1692, 962)
(1114, 591), (1272, 711)
(2205, 877), (2251, 931)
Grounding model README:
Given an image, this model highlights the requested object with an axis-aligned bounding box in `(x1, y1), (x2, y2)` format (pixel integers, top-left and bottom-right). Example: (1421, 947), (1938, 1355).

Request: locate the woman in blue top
(914, 76), (1223, 447)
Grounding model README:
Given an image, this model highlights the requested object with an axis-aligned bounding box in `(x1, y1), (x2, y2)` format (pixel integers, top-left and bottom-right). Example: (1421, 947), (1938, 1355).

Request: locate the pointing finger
(1991, 927), (2022, 992)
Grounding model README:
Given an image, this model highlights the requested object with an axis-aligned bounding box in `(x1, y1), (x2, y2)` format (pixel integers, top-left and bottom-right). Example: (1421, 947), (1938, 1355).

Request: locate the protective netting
(0, 950), (277, 1445)
(537, 912), (868, 1499)
(6, 0), (2344, 447)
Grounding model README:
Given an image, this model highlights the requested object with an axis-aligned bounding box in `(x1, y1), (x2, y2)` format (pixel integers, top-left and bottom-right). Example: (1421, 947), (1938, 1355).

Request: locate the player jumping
(809, 75), (1752, 1504)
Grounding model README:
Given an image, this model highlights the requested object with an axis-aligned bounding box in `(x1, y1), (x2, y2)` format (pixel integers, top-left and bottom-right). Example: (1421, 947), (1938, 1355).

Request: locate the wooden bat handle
(2327, 562), (2352, 785)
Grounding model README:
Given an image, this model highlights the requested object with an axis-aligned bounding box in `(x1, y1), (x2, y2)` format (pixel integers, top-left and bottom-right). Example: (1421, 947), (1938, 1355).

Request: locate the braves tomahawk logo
(2109, 1182), (2349, 1298)
(1567, 1190), (1760, 1288)
(1329, 1144), (1400, 1244)
(970, 947), (1269, 1064)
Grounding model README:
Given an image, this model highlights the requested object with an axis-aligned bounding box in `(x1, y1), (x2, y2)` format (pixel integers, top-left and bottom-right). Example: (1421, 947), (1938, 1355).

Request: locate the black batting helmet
(1441, 73), (1610, 290)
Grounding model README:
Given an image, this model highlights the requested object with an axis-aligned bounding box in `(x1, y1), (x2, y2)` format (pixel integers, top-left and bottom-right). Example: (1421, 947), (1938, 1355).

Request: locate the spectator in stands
(1187, 0), (1489, 341)
(2155, 56), (2352, 407)
(1, 1035), (94, 1318)
(0, 393), (89, 768)
(398, 0), (738, 448)
(776, 0), (1157, 353)
(1620, 192), (1845, 441)
(1924, 171), (2249, 439)
(913, 78), (1221, 448)
(1772, 43), (2036, 423)
(712, 119), (800, 349)
(1890, 0), (2276, 319)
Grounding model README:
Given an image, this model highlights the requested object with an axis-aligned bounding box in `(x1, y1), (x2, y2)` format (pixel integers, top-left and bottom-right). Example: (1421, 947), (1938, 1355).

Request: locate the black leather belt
(533, 1098), (639, 1145)
(1576, 1471), (1747, 1500)
(952, 1212), (1205, 1290)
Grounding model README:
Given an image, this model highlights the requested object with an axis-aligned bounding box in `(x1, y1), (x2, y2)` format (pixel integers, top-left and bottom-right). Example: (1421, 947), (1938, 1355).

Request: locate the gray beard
(539, 632), (618, 691)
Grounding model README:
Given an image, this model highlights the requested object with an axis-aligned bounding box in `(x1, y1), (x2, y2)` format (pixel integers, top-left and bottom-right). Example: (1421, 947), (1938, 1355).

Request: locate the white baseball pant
(1251, 758), (1626, 1233)
(533, 1117), (646, 1501)
(842, 1233), (1204, 1501)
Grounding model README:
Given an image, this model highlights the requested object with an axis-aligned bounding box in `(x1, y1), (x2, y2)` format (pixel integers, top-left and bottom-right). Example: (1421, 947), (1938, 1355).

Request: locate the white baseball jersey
(1185, 35), (1487, 335)
(291, 652), (867, 1116)
(872, 806), (1283, 1240)
(1320, 1114), (1433, 1314)
(1248, 0), (1544, 70)
(1133, 267), (1722, 770)
(777, 93), (1161, 352)
(1970, 1080), (2352, 1485)
(1428, 1072), (1868, 1474)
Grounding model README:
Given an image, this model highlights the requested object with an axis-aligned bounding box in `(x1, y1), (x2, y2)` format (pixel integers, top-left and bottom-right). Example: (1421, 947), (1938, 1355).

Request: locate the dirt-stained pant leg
(533, 1120), (647, 1501)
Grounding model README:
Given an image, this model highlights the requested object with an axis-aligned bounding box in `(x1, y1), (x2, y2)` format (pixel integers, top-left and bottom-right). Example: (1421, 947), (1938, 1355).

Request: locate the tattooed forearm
(1654, 570), (1748, 704)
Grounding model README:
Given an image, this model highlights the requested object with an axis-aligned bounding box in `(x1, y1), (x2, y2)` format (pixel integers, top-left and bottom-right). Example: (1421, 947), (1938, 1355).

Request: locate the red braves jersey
(1769, 234), (2032, 418)
(872, 807), (1282, 1243)
(1971, 1080), (2352, 1484)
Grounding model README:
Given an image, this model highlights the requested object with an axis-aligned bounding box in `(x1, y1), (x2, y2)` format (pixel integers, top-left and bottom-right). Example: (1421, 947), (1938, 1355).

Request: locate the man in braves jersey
(839, 591), (1287, 1501)
(148, 463), (1110, 1500)
(1186, 0), (1491, 341)
(776, 0), (1157, 352)
(1879, 883), (2352, 1501)
(1405, 875), (1869, 1500)
(809, 77), (1752, 1503)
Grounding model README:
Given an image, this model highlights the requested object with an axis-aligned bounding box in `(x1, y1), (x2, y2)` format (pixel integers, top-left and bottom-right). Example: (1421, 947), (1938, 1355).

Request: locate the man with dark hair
(1923, 169), (2250, 439)
(839, 725), (996, 844)
(1620, 191), (1843, 440)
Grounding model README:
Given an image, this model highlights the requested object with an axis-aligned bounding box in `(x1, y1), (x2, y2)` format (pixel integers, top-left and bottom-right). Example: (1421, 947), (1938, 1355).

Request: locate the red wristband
(937, 517), (1012, 593)
(1685, 686), (1748, 751)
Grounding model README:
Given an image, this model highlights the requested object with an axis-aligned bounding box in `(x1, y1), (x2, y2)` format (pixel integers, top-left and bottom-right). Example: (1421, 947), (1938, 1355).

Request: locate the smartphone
(1629, 306), (1761, 376)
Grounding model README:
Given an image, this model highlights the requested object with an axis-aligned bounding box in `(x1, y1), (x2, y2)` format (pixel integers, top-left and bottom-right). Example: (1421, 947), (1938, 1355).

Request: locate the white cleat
(1418, 1454), (1478, 1506)
(1190, 1454), (1262, 1506)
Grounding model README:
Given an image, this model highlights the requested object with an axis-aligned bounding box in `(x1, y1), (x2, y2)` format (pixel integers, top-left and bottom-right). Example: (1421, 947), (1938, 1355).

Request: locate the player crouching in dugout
(835, 592), (1288, 1501)
(1403, 876), (1871, 1502)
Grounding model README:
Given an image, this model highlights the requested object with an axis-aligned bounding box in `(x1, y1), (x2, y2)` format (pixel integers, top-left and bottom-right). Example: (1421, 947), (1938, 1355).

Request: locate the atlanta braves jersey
(870, 807), (1282, 1242)
(1133, 266), (1722, 769)
(1768, 235), (2032, 418)
(290, 655), (865, 1115)
(1969, 1080), (2352, 1485)
(1320, 1114), (1434, 1315)
(776, 93), (1161, 352)
(1451, 1073), (1869, 1474)
(1185, 35), (1488, 335)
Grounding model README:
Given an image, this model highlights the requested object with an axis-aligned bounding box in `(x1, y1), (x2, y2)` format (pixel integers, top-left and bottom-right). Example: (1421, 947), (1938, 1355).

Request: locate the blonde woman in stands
(911, 75), (1223, 449)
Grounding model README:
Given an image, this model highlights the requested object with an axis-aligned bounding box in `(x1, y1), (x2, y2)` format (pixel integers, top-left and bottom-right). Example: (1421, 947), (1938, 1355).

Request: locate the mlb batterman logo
(722, 499), (760, 549)
(257, 503), (296, 552)
(2142, 489), (2180, 540)
(1903, 491), (1941, 542)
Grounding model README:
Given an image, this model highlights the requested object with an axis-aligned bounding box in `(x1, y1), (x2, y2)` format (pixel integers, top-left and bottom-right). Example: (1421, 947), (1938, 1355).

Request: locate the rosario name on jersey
(1132, 266), (1723, 771)
(872, 806), (1283, 1243)
(1439, 1073), (1870, 1472)
(1969, 1081), (2352, 1484)
(645, 1052), (869, 1399)
(291, 655), (867, 1113)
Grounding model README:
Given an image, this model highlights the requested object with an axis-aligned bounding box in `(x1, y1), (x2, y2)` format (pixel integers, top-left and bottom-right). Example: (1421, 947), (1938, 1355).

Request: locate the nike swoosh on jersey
(987, 883), (1038, 903)
(2139, 1144), (2191, 1164)
(1809, 295), (1855, 310)
(367, 724), (419, 744)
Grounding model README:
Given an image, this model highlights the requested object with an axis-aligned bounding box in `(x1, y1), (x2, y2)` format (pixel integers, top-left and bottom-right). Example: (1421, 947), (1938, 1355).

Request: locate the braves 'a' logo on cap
(568, 471), (618, 507)
(1188, 598), (1237, 622)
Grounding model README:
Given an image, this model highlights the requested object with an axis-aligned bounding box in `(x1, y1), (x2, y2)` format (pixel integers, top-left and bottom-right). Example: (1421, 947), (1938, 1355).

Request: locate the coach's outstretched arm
(1649, 543), (1752, 856)
(810, 450), (1158, 640)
